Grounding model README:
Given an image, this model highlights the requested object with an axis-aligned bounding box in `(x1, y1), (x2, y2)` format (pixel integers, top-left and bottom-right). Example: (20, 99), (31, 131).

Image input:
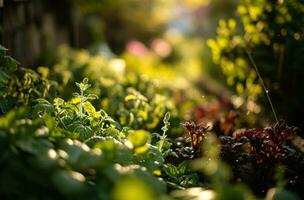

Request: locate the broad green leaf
(124, 94), (136, 101)
(112, 177), (155, 200)
(70, 97), (81, 104)
(178, 161), (187, 174)
(95, 139), (117, 159)
(134, 144), (149, 154)
(43, 112), (56, 132)
(33, 102), (54, 114)
(83, 101), (100, 118)
(68, 123), (92, 140)
(163, 164), (179, 179)
(52, 170), (86, 195)
(127, 130), (150, 148)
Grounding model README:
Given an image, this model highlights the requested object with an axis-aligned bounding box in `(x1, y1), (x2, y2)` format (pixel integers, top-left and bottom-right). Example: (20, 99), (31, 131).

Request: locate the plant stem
(158, 133), (166, 152)
(246, 49), (278, 122)
(80, 90), (83, 115)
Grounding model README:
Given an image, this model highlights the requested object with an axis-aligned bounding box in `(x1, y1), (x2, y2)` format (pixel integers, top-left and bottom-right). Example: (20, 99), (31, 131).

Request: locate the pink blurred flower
(151, 38), (172, 58)
(126, 40), (149, 56)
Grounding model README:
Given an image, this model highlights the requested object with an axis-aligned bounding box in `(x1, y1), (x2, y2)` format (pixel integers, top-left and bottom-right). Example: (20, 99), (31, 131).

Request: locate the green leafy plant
(208, 0), (304, 126)
(0, 44), (303, 199)
(51, 46), (183, 134)
(0, 45), (56, 115)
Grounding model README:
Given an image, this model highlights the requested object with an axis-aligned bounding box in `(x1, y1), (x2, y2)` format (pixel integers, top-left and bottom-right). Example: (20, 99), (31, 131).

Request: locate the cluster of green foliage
(208, 0), (304, 125)
(0, 47), (198, 199)
(0, 45), (56, 114)
(49, 46), (199, 135)
(1, 45), (303, 200)
(0, 78), (169, 199)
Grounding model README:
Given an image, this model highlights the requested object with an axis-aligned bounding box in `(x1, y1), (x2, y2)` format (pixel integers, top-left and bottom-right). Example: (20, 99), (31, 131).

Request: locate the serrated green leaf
(178, 161), (187, 174)
(83, 101), (99, 118)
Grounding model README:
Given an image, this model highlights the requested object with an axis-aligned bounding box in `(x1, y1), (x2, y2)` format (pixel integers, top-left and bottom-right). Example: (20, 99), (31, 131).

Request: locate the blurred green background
(1, 0), (304, 128)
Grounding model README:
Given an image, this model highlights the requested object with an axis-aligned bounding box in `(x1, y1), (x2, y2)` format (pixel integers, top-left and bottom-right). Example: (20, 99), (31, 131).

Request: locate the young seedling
(73, 78), (98, 116)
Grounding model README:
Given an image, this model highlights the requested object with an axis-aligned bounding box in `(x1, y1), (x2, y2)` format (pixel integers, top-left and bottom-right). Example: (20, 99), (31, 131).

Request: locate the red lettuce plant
(182, 121), (210, 151)
(234, 120), (298, 162)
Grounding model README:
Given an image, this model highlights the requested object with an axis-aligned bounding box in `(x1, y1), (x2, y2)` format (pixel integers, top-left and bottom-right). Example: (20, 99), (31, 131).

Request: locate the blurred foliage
(0, 45), (57, 114)
(72, 0), (173, 52)
(122, 30), (204, 85)
(208, 0), (304, 126)
(70, 0), (214, 52)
